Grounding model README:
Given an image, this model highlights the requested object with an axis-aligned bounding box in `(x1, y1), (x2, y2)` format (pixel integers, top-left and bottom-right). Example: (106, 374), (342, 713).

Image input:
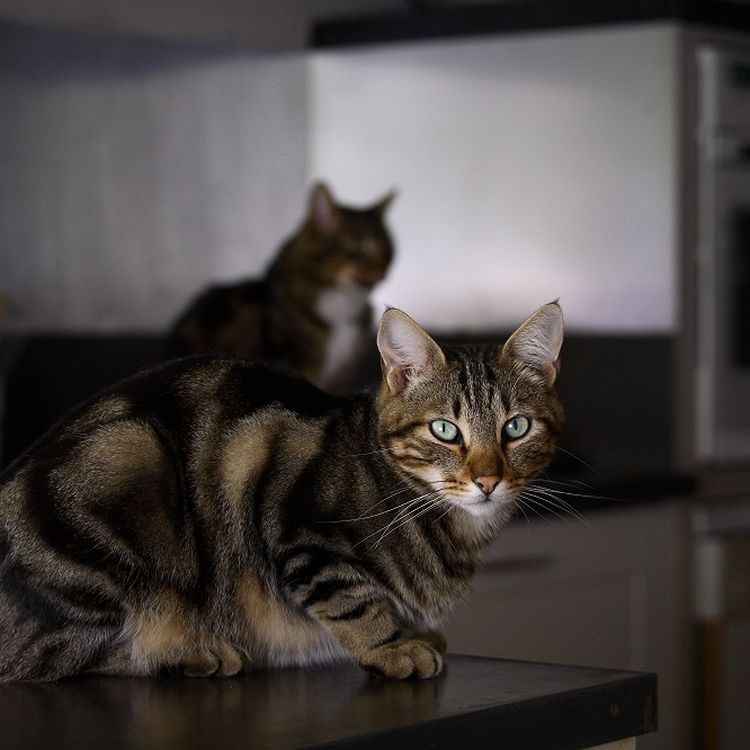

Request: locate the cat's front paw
(362, 639), (443, 680)
(417, 629), (447, 655)
(177, 643), (244, 678)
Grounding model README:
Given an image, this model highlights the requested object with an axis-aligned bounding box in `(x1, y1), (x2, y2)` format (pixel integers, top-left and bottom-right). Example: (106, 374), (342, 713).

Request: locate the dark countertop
(0, 655), (656, 749)
(312, 0), (750, 48)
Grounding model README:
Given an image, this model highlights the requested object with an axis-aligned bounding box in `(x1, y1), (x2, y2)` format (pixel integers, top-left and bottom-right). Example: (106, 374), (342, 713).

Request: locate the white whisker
(554, 446), (604, 477)
(353, 490), (444, 547)
(369, 495), (446, 551)
(522, 490), (592, 529)
(525, 486), (593, 531)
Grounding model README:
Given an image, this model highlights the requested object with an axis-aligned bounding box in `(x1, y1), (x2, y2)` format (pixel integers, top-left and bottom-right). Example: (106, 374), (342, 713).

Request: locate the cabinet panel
(448, 569), (644, 670)
(444, 503), (691, 750)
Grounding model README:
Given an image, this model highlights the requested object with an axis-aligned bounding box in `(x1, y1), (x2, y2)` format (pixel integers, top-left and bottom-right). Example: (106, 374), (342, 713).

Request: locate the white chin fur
(449, 488), (516, 518)
(451, 496), (500, 518)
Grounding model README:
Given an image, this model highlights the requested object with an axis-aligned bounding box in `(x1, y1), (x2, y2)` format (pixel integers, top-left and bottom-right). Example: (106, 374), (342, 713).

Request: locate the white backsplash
(309, 25), (681, 333)
(1, 22), (681, 334)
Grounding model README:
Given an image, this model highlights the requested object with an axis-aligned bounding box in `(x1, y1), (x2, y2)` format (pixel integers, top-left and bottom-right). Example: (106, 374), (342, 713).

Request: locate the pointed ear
(377, 308), (446, 395)
(308, 182), (341, 234)
(373, 189), (397, 217)
(498, 301), (564, 386)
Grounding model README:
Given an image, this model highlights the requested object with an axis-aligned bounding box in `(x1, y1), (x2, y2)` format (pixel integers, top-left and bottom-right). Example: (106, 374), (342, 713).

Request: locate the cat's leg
(0, 612), (123, 681)
(125, 599), (246, 678)
(0, 567), (126, 681)
(283, 567), (442, 680)
(319, 598), (442, 680)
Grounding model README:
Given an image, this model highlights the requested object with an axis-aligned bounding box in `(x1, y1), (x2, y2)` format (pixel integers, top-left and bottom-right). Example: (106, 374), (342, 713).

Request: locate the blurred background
(1, 1), (750, 748)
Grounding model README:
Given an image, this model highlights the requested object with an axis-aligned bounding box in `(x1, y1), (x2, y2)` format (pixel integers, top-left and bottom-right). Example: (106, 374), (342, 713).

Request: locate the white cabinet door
(444, 502), (692, 750)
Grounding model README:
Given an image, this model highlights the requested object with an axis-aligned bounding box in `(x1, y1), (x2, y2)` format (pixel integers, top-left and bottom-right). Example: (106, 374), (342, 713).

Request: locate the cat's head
(376, 303), (564, 520)
(305, 182), (395, 289)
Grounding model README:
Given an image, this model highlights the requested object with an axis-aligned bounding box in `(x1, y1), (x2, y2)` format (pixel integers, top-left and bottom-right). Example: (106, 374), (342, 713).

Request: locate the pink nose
(474, 475), (501, 495)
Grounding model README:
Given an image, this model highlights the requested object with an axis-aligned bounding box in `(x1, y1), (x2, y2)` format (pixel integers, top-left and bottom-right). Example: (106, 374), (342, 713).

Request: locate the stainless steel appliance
(696, 45), (750, 464)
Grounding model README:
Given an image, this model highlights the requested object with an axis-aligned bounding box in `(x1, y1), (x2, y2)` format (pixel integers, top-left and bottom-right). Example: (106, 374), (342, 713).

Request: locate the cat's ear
(374, 189), (397, 217)
(309, 182), (341, 235)
(497, 301), (563, 386)
(377, 308), (446, 394)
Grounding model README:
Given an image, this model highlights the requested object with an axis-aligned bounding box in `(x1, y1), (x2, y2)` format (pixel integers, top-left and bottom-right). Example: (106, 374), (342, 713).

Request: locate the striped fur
(0, 304), (563, 681)
(167, 182), (395, 393)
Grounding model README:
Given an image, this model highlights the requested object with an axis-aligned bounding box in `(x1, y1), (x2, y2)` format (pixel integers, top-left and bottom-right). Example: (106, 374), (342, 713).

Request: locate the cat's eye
(503, 416), (530, 440)
(430, 419), (460, 442)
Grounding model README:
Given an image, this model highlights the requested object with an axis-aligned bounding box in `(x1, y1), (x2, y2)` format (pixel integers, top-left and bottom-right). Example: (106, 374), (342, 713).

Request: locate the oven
(696, 44), (750, 464)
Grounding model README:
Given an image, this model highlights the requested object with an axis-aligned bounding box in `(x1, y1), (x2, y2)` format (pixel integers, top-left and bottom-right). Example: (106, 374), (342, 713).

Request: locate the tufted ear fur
(377, 308), (446, 395)
(373, 189), (397, 217)
(497, 301), (563, 387)
(308, 182), (341, 235)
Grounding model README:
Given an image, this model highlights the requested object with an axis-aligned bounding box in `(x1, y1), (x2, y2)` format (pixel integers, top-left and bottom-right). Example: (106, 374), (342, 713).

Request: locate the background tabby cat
(167, 182), (395, 393)
(0, 302), (563, 681)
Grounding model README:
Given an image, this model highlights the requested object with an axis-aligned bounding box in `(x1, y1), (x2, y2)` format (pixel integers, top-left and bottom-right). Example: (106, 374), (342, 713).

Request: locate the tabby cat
(167, 182), (395, 393)
(0, 302), (563, 681)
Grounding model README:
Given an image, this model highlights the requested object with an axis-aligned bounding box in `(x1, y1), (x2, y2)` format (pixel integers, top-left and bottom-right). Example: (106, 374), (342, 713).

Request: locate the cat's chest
(315, 284), (370, 384)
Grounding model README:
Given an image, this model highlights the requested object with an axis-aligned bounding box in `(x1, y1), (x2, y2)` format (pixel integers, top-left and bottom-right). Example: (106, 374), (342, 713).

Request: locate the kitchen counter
(0, 655), (656, 749)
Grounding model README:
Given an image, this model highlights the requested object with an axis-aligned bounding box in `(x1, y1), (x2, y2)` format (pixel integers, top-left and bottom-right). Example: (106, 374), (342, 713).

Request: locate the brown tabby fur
(0, 303), (563, 681)
(168, 182), (395, 393)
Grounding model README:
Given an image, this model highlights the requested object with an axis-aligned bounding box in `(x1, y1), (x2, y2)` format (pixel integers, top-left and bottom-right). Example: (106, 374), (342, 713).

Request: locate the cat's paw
(417, 629), (447, 655)
(178, 643), (244, 678)
(362, 639), (443, 680)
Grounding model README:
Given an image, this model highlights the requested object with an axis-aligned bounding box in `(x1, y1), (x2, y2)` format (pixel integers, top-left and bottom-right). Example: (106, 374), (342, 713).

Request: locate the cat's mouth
(353, 272), (385, 289)
(340, 265), (386, 288)
(447, 484), (520, 517)
(444, 492), (499, 517)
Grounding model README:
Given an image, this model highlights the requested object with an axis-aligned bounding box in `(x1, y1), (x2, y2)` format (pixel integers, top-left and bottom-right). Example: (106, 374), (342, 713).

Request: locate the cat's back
(167, 277), (269, 357)
(0, 357), (343, 489)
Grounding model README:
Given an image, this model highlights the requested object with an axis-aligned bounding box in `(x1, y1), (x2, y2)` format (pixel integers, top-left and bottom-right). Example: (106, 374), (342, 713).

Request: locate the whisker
(514, 500), (531, 524)
(522, 489), (597, 531)
(368, 499), (436, 550)
(326, 479), (451, 524)
(370, 495), (446, 551)
(535, 476), (596, 491)
(339, 448), (394, 458)
(433, 505), (454, 524)
(353, 490), (444, 547)
(534, 485), (620, 503)
(328, 490), (436, 525)
(554, 446), (604, 478)
(515, 497), (553, 525)
(520, 493), (574, 525)
(525, 487), (593, 530)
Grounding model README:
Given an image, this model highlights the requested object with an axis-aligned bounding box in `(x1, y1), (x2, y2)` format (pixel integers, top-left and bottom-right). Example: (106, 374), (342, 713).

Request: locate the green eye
(503, 416), (530, 440)
(430, 419), (460, 442)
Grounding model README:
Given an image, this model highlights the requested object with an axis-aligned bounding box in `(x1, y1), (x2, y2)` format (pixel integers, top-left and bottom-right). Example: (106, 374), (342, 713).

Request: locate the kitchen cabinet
(444, 501), (692, 750)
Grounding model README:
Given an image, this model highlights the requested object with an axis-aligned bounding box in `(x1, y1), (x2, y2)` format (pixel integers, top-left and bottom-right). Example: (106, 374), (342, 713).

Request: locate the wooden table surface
(0, 655), (656, 749)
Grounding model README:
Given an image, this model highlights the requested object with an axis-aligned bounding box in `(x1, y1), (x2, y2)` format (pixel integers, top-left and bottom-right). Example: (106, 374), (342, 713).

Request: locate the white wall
(1, 22), (681, 334)
(0, 27), (308, 332)
(309, 25), (680, 333)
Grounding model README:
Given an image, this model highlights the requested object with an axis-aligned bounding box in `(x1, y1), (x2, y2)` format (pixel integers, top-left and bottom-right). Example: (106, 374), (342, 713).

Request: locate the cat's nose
(474, 475), (501, 496)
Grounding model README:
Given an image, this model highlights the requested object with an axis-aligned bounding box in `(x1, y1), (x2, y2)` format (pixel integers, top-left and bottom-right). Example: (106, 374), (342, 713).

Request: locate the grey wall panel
(0, 24), (308, 332)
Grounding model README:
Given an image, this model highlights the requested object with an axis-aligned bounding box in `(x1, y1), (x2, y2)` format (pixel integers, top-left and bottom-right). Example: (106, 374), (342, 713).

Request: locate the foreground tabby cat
(0, 302), (563, 681)
(168, 182), (395, 393)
